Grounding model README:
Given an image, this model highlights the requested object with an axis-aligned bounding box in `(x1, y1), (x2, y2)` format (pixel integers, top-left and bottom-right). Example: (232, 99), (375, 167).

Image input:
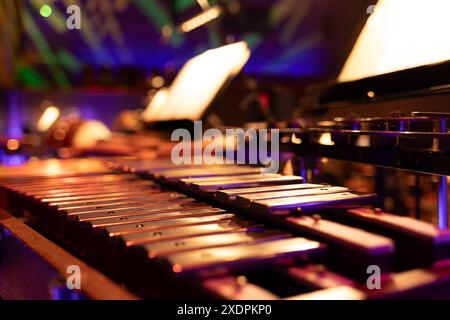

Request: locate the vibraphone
(2, 158), (450, 299)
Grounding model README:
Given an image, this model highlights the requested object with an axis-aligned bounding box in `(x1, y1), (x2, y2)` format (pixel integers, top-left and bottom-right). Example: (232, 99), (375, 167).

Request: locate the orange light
(150, 76), (165, 88)
(236, 275), (247, 286)
(6, 139), (20, 151)
(291, 133), (302, 145)
(172, 264), (183, 273)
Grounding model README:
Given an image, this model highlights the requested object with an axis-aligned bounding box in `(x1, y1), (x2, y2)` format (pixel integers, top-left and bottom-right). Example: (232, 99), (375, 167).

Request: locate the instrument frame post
(438, 175), (449, 229)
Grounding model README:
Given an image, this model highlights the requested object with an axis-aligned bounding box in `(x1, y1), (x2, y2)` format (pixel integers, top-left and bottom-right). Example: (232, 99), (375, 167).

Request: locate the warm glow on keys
(6, 139), (20, 151)
(71, 120), (112, 148)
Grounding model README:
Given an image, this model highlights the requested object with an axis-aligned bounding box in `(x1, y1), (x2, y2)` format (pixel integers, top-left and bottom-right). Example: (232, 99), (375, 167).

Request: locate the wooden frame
(0, 208), (138, 300)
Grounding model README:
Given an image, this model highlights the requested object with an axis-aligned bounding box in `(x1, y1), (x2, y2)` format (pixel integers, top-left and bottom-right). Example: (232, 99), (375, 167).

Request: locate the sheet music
(339, 0), (450, 82)
(142, 41), (251, 122)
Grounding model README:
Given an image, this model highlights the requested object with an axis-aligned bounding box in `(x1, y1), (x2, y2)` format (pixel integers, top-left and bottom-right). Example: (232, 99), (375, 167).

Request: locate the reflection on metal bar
(438, 176), (448, 229)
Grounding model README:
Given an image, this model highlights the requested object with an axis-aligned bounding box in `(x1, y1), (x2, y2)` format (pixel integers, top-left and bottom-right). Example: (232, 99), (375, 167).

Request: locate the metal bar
(438, 175), (448, 229)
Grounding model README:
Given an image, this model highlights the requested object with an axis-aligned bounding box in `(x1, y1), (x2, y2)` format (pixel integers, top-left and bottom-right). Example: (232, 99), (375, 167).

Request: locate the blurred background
(1, 0), (447, 224)
(0, 0), (373, 132)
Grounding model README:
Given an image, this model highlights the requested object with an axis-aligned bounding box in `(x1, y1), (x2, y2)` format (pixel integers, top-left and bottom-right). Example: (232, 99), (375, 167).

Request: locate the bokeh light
(39, 4), (52, 18)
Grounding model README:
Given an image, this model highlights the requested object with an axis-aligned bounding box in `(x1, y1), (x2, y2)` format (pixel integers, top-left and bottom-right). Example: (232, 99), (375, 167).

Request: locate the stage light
(37, 106), (60, 132)
(197, 0), (210, 10)
(319, 133), (335, 146)
(161, 25), (173, 38)
(180, 6), (222, 33)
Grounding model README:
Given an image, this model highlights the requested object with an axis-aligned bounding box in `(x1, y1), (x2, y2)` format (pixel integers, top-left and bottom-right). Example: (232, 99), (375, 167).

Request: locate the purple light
(0, 153), (27, 166)
(7, 90), (23, 139)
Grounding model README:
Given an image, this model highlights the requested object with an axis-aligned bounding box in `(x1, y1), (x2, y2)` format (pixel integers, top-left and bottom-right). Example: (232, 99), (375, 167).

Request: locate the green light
(39, 5), (52, 18)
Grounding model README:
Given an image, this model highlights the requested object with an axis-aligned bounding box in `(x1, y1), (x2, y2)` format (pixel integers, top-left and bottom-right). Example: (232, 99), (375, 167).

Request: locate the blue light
(0, 153), (27, 166)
